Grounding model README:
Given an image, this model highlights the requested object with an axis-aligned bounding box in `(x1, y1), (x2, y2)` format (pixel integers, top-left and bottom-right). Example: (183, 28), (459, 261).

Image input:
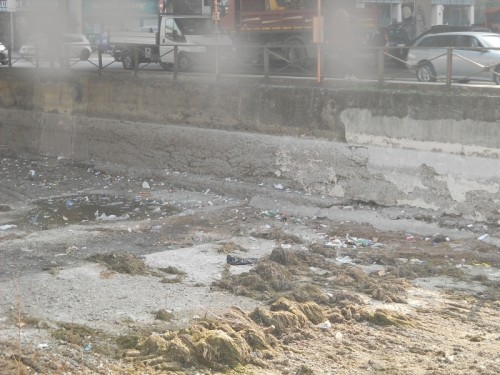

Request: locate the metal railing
(2, 42), (500, 89)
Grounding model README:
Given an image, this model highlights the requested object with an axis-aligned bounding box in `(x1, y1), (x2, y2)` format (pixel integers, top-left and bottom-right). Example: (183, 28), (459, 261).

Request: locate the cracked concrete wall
(0, 71), (499, 224)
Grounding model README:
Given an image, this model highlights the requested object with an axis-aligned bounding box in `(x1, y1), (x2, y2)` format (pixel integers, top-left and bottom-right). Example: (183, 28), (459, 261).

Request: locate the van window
(165, 18), (182, 41)
(176, 18), (213, 35)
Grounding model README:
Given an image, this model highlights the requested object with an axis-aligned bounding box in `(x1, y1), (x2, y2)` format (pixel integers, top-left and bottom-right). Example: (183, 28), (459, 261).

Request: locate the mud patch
(22, 194), (180, 229)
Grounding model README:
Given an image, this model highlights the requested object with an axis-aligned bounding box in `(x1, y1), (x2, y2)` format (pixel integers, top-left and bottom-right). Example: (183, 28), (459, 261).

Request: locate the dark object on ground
(227, 255), (258, 265)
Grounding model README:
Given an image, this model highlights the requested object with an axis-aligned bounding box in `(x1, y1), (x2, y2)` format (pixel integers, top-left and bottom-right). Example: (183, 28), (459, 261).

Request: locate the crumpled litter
(226, 255), (258, 266)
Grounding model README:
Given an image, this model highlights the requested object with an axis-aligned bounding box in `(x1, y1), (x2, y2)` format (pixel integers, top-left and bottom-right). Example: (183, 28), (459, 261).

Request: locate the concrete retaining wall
(1, 70), (499, 223)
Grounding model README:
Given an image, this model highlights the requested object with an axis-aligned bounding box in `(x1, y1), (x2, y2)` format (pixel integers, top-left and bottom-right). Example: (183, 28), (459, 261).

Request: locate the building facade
(0, 1), (497, 51)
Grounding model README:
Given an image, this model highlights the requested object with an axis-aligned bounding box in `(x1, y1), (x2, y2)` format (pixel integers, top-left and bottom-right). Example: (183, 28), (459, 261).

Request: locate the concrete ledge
(1, 71), (499, 224)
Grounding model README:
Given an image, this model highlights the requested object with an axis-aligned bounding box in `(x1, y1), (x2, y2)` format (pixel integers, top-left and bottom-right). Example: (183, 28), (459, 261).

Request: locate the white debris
(316, 320), (332, 330)
(478, 234), (489, 241)
(0, 224), (17, 231)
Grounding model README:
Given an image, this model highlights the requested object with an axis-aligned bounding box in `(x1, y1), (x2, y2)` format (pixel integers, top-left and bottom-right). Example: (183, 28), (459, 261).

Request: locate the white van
(110, 15), (232, 71)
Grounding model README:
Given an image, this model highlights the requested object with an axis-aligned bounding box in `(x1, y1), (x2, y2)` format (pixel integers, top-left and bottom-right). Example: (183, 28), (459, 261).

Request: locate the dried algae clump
(361, 308), (415, 327)
(86, 252), (154, 276)
(252, 228), (304, 244)
(194, 329), (251, 368)
(271, 297), (325, 325)
(269, 247), (297, 265)
(139, 335), (169, 355)
(291, 284), (330, 304)
(133, 307), (279, 370)
(254, 262), (294, 291)
(250, 307), (306, 336)
(249, 298), (323, 335)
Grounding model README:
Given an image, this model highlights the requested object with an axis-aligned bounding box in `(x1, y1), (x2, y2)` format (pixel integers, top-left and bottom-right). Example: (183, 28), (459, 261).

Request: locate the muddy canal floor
(0, 156), (499, 375)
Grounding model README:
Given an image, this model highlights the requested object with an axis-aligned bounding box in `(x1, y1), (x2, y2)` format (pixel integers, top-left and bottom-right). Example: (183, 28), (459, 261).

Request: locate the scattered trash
(410, 258), (425, 264)
(0, 224), (17, 231)
(478, 234), (489, 241)
(142, 181), (150, 189)
(263, 210), (278, 218)
(335, 256), (353, 264)
(432, 234), (449, 243)
(65, 199), (74, 208)
(37, 343), (49, 350)
(316, 320), (332, 330)
(28, 169), (37, 180)
(335, 331), (343, 342)
(204, 189), (210, 195)
(83, 343), (92, 352)
(95, 212), (130, 221)
(273, 183), (284, 190)
(226, 255), (258, 266)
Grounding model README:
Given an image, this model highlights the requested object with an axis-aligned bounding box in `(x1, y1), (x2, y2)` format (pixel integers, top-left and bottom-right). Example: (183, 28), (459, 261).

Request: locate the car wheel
(494, 66), (500, 85)
(122, 52), (135, 70)
(285, 38), (307, 66)
(80, 49), (90, 61)
(416, 62), (436, 82)
(177, 53), (191, 72)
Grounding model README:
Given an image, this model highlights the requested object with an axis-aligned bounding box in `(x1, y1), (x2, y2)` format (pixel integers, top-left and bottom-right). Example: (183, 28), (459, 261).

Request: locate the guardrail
(2, 43), (500, 89)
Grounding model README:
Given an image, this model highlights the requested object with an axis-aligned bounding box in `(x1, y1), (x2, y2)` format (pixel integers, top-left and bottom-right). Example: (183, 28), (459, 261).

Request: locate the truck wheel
(247, 48), (263, 65)
(286, 39), (307, 65)
(122, 52), (136, 70)
(80, 49), (90, 61)
(178, 53), (191, 72)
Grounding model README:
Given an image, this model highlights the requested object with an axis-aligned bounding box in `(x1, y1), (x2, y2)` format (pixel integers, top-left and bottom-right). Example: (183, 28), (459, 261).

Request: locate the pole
(7, 0), (15, 56)
(10, 12), (14, 54)
(316, 0), (322, 84)
(214, 0), (220, 79)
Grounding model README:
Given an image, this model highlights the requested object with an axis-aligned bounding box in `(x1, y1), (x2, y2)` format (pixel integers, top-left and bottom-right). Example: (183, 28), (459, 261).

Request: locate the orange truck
(217, 0), (377, 65)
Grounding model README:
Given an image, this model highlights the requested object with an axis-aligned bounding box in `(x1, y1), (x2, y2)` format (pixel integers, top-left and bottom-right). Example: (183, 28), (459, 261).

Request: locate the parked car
(411, 25), (491, 44)
(406, 31), (500, 84)
(20, 33), (92, 61)
(0, 42), (9, 65)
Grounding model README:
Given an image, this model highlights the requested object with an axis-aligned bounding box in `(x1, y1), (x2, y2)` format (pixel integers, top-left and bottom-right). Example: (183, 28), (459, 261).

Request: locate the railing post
(98, 47), (103, 75)
(8, 45), (12, 68)
(445, 47), (452, 90)
(134, 45), (138, 77)
(35, 45), (39, 69)
(264, 47), (269, 80)
(174, 45), (178, 80)
(377, 47), (384, 89)
(215, 43), (220, 82)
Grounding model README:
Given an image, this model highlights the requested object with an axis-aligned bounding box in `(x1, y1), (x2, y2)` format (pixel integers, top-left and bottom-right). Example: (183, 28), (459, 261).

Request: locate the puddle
(23, 194), (180, 229)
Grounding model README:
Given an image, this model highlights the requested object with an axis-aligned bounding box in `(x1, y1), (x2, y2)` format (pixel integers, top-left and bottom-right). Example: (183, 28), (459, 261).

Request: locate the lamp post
(6, 0), (16, 53)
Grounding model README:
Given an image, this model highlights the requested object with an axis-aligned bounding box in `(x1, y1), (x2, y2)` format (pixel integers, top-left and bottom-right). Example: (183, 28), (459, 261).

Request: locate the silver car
(20, 33), (92, 61)
(406, 31), (500, 84)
